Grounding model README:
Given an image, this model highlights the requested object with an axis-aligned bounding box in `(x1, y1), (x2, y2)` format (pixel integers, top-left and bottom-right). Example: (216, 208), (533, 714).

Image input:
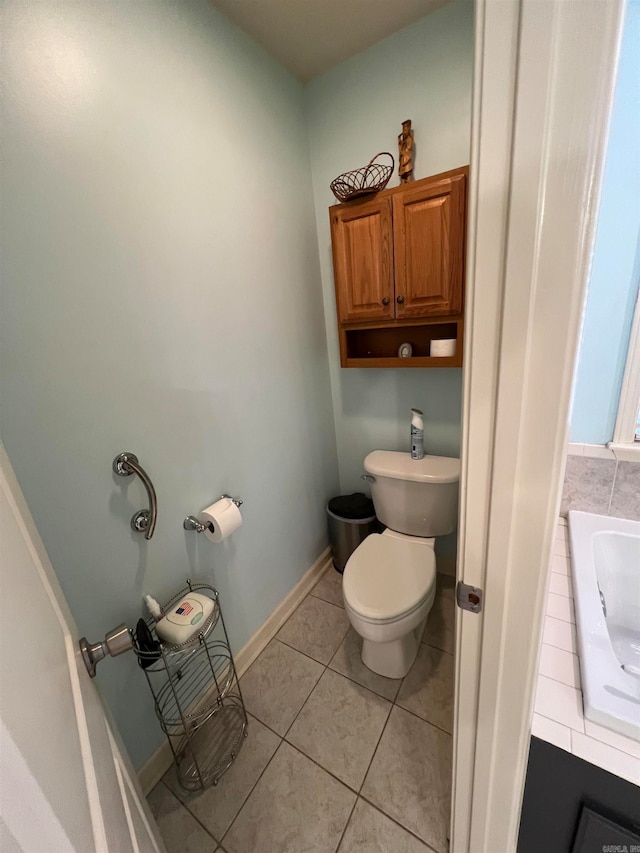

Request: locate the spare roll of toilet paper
(198, 498), (243, 543)
(430, 338), (457, 357)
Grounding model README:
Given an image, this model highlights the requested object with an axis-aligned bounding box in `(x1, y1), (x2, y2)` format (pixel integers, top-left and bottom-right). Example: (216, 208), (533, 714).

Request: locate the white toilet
(343, 450), (460, 679)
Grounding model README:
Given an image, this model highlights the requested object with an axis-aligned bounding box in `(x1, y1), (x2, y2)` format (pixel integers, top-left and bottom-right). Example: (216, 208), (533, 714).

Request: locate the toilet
(343, 450), (460, 679)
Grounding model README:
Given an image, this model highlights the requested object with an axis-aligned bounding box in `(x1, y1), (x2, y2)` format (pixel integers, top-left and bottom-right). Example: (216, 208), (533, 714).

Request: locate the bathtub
(568, 511), (640, 741)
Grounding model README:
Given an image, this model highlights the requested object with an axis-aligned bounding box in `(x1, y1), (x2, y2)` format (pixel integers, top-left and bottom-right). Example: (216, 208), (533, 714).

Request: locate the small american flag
(176, 601), (193, 616)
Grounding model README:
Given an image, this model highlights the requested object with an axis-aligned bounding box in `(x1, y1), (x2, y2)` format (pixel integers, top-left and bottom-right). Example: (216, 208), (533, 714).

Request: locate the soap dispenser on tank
(410, 408), (424, 460)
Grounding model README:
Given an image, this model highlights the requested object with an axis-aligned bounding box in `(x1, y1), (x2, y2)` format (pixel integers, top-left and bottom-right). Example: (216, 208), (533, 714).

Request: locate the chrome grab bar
(112, 452), (157, 539)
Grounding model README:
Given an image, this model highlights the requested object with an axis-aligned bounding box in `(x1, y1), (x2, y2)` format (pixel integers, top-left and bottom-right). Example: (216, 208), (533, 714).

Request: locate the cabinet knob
(396, 295), (405, 305)
(382, 297), (390, 306)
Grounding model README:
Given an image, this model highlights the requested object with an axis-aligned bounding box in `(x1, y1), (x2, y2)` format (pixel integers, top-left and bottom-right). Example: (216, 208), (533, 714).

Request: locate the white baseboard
(137, 547), (332, 795)
(232, 547), (332, 677)
(137, 734), (175, 797)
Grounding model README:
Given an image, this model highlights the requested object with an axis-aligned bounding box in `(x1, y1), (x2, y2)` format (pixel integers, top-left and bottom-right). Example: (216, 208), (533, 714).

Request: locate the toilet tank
(364, 451), (460, 537)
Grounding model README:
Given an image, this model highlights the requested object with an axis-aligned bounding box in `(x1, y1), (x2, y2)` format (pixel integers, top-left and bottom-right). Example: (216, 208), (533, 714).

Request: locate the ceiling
(208, 0), (452, 82)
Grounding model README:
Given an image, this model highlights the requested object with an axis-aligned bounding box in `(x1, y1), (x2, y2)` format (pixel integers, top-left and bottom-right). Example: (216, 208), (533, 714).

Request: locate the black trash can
(326, 492), (377, 573)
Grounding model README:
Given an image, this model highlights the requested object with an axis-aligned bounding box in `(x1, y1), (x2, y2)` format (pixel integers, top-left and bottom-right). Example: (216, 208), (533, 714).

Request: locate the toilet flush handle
(361, 474), (376, 483)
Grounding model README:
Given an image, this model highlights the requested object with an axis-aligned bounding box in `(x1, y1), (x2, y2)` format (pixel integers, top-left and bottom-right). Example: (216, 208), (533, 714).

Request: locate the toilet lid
(343, 534), (436, 622)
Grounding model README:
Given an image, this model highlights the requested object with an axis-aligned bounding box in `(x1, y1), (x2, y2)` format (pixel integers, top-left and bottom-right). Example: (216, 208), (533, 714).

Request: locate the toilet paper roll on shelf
(183, 495), (243, 542)
(430, 338), (457, 357)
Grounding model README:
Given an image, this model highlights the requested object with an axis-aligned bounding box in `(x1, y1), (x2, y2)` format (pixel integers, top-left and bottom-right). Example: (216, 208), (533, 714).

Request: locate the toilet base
(360, 617), (427, 679)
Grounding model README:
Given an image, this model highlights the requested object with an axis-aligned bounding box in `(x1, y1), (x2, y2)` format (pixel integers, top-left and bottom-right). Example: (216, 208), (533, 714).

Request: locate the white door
(0, 444), (165, 853)
(451, 0), (624, 850)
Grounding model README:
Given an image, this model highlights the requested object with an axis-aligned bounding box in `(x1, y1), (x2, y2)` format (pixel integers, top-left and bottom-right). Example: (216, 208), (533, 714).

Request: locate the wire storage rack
(133, 580), (248, 792)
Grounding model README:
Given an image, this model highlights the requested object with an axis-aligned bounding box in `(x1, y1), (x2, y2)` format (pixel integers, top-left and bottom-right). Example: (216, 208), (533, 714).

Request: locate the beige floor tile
(277, 594), (350, 664)
(287, 669), (391, 789)
(329, 628), (403, 702)
(311, 566), (344, 608)
(361, 706), (452, 853)
(239, 640), (323, 735)
(396, 645), (454, 733)
(147, 781), (182, 822)
(223, 742), (356, 853)
(164, 715), (281, 841)
(147, 782), (216, 853)
(338, 798), (430, 853)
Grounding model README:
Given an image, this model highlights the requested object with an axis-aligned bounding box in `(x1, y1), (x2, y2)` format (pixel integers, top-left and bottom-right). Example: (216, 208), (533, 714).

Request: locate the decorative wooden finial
(398, 119), (414, 183)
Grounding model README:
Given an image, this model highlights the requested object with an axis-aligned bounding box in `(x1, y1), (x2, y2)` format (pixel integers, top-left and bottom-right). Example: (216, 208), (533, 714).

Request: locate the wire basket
(330, 152), (394, 203)
(132, 581), (248, 791)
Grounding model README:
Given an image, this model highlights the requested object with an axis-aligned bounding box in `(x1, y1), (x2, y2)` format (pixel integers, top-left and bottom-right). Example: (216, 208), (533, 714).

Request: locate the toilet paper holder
(183, 495), (243, 532)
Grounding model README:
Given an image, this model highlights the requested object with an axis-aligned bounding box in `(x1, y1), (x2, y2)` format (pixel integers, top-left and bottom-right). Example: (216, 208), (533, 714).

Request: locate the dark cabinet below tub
(518, 737), (640, 853)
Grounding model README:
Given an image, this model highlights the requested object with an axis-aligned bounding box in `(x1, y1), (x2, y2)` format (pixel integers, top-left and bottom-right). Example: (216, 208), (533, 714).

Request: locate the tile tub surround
(561, 455), (640, 520)
(532, 518), (640, 787)
(148, 566), (454, 853)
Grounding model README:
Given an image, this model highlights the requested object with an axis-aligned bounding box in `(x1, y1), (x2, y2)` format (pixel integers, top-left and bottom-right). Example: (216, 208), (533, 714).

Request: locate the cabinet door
(330, 197), (394, 323)
(393, 171), (466, 318)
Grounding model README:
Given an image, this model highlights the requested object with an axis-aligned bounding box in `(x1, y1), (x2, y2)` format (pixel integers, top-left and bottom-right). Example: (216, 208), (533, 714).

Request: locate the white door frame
(452, 1), (624, 851)
(0, 443), (165, 853)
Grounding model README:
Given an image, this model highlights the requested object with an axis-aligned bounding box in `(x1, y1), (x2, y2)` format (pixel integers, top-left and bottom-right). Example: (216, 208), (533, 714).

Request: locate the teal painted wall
(570, 0), (640, 444)
(1, 0), (474, 769)
(1, 0), (338, 768)
(306, 0), (473, 558)
(306, 0), (473, 490)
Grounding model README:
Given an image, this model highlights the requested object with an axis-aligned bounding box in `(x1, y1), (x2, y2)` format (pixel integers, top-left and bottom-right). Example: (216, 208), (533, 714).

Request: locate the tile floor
(148, 566), (455, 853)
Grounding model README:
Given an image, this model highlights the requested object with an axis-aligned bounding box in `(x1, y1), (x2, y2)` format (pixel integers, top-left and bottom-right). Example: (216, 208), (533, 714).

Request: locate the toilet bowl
(343, 530), (437, 678)
(343, 450), (460, 679)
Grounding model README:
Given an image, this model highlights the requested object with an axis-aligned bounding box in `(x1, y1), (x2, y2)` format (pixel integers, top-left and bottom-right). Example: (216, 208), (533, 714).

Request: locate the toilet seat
(343, 533), (436, 624)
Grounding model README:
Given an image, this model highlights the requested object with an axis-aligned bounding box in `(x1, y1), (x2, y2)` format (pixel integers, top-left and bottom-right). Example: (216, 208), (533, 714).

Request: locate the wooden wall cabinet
(329, 165), (468, 368)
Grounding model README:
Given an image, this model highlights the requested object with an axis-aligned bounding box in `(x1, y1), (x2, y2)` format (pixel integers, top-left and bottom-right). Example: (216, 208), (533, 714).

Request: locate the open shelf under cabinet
(339, 317), (464, 368)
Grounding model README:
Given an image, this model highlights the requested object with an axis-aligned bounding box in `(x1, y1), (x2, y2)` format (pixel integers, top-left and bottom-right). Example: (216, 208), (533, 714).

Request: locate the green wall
(306, 0), (474, 559)
(1, 0), (338, 769)
(306, 0), (473, 492)
(0, 0), (473, 768)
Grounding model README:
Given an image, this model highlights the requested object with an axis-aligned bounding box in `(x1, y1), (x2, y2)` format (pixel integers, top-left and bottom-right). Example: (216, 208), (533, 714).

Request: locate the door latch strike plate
(456, 581), (483, 613)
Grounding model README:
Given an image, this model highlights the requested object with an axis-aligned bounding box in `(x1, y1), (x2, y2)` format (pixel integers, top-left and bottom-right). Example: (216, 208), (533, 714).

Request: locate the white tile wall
(531, 714), (572, 751)
(552, 539), (570, 559)
(542, 615), (576, 654)
(545, 592), (575, 623)
(531, 520), (640, 788)
(534, 676), (584, 732)
(548, 572), (572, 597)
(538, 644), (580, 688)
(571, 732), (640, 786)
(551, 553), (569, 575)
(584, 720), (640, 755)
